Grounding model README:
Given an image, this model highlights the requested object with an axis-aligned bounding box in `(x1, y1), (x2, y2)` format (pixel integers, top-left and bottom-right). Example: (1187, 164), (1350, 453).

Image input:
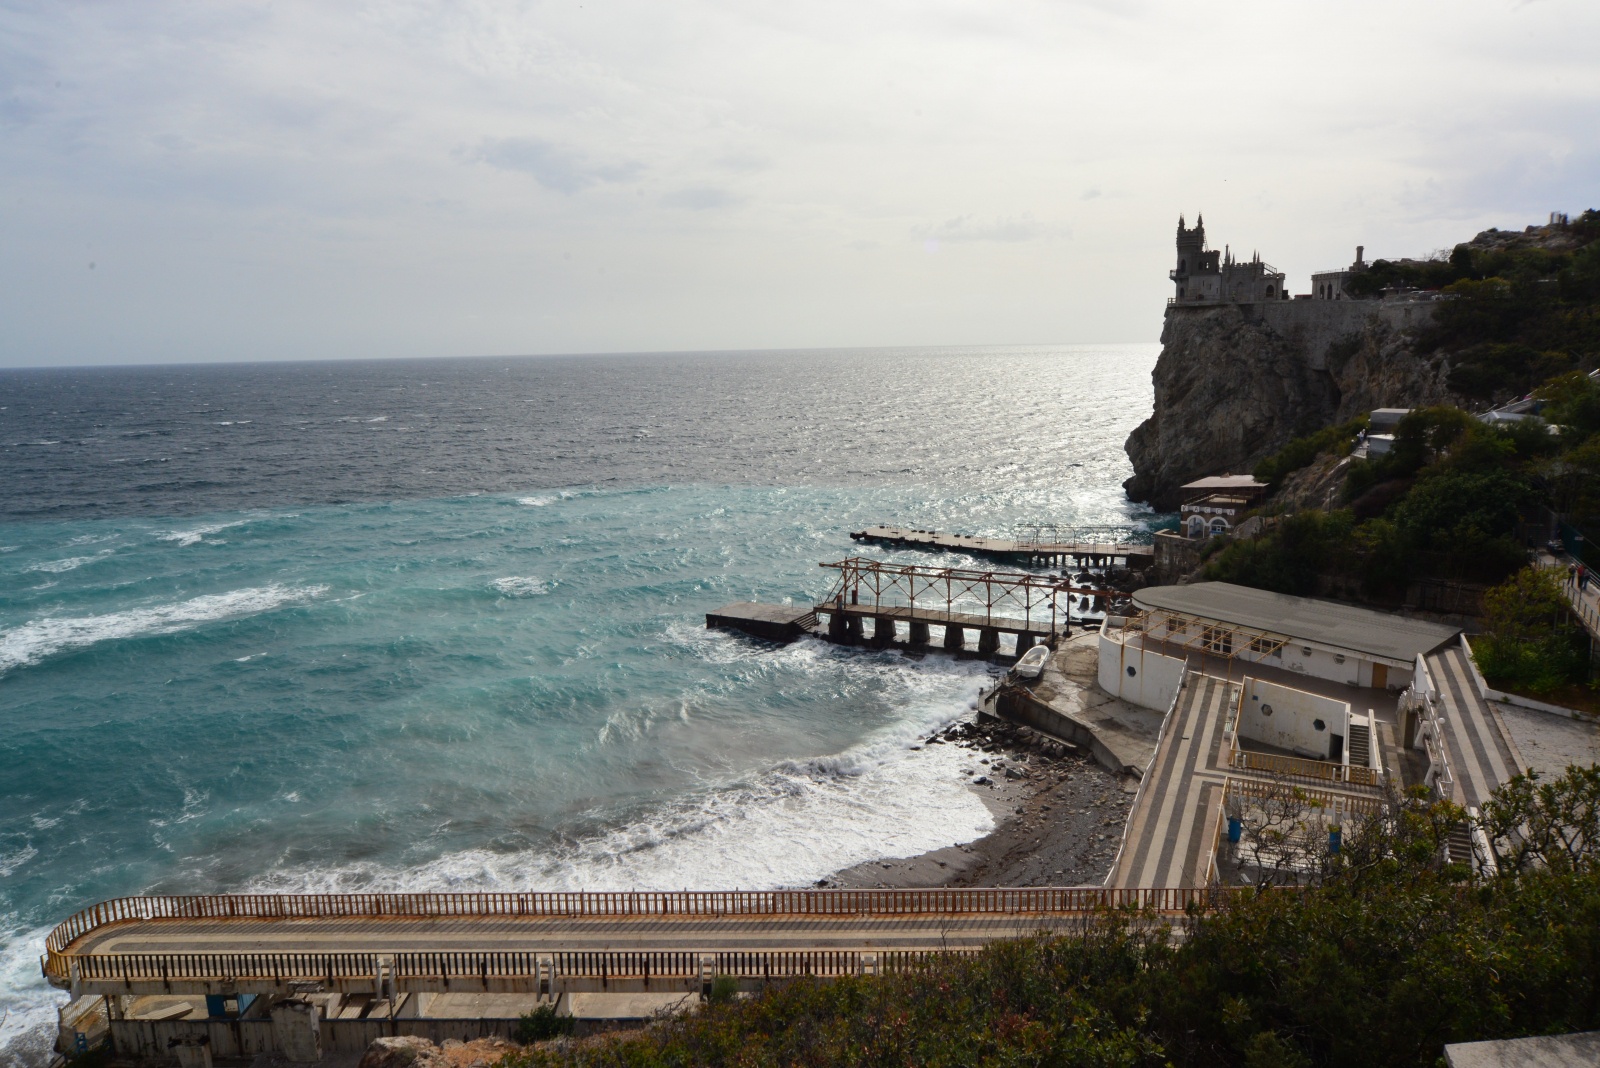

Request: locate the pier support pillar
(269, 998), (321, 1064)
(943, 625), (965, 652)
(908, 621), (930, 646)
(846, 615), (865, 643)
(1015, 632), (1033, 656)
(978, 628), (1000, 657)
(872, 616), (895, 645)
(828, 611), (850, 643)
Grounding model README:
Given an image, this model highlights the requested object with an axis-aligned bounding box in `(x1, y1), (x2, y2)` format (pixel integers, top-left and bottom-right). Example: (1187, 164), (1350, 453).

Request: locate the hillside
(1124, 211), (1600, 509)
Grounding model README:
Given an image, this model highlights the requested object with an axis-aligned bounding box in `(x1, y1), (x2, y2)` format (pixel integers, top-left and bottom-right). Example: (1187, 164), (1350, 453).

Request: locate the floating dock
(849, 525), (1153, 568)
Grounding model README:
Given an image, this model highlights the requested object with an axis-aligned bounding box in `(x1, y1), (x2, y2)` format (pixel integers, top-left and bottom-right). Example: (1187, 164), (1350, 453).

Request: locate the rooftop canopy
(1131, 582), (1460, 664)
(1178, 475), (1267, 493)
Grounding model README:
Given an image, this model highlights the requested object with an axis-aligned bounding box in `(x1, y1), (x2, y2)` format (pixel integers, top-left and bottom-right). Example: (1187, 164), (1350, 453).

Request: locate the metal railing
(62, 947), (970, 987)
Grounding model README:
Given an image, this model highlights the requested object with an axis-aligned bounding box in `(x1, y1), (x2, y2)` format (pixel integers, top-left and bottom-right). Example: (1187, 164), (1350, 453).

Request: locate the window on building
(1202, 626), (1233, 654)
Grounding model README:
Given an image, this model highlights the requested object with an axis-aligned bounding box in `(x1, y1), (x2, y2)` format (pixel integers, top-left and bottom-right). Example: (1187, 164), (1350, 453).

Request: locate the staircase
(1445, 820), (1475, 869)
(1347, 720), (1372, 769)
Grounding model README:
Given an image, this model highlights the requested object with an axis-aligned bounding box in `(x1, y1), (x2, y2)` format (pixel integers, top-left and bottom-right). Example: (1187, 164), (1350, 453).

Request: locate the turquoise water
(0, 345), (1159, 1061)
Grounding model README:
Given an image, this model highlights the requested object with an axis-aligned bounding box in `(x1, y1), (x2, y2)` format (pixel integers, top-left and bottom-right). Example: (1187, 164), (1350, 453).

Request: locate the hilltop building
(1171, 215), (1288, 304)
(1311, 247), (1369, 300)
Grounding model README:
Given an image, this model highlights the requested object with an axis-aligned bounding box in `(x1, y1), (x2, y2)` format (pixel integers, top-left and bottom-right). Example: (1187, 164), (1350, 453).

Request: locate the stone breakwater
(1123, 300), (1451, 511)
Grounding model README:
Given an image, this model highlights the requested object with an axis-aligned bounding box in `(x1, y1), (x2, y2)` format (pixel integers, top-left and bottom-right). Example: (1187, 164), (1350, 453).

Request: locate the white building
(1098, 581), (1461, 711)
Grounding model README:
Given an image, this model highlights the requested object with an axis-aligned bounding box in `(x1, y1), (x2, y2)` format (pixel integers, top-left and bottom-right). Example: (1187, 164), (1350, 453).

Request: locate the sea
(0, 344), (1160, 1063)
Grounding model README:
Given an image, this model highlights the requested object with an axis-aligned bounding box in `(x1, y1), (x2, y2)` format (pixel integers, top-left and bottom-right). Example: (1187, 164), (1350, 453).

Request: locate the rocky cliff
(1123, 299), (1456, 510)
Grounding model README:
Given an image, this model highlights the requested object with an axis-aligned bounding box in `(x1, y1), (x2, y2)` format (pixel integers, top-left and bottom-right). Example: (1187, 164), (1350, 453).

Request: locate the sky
(1, 0), (1598, 367)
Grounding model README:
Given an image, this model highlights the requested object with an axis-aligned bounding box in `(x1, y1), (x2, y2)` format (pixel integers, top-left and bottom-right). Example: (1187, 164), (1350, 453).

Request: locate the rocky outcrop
(359, 1037), (451, 1068)
(1124, 300), (1455, 510)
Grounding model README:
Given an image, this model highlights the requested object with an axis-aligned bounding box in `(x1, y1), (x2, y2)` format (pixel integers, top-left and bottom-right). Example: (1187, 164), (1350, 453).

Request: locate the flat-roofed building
(1177, 475), (1268, 506)
(1100, 581), (1459, 703)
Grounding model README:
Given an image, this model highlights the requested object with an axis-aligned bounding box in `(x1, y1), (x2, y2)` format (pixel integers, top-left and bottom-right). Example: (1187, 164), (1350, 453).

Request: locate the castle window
(1264, 285), (1274, 297)
(1179, 259), (1186, 271)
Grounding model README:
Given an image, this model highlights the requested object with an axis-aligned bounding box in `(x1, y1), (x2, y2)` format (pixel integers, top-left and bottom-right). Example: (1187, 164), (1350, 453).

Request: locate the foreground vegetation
(503, 769), (1600, 1068)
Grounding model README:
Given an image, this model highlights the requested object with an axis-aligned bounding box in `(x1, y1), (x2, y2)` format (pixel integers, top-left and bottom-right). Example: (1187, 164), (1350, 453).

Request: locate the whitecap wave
(24, 557), (95, 574)
(516, 496), (554, 507)
(490, 576), (548, 597)
(23, 549), (113, 574)
(247, 676), (991, 895)
(0, 584), (328, 677)
(156, 520), (247, 547)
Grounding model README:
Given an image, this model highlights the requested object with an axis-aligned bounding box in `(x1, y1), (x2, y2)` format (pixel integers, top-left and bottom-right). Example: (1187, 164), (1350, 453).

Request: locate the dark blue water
(0, 344), (1158, 1062)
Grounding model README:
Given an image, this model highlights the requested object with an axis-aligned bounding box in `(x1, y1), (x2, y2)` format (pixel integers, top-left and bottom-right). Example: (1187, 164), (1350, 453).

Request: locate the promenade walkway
(1422, 644), (1526, 810)
(44, 890), (1214, 997)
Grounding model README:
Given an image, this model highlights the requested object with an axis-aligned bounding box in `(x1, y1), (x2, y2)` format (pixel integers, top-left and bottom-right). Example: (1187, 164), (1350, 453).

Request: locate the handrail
(1229, 748), (1382, 787)
(43, 888), (1237, 981)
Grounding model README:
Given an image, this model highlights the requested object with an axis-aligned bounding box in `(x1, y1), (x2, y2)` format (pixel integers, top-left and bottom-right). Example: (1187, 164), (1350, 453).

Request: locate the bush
(708, 974), (740, 1005)
(1471, 566), (1589, 694)
(1252, 416), (1368, 487)
(1202, 509), (1356, 595)
(517, 1003), (575, 1042)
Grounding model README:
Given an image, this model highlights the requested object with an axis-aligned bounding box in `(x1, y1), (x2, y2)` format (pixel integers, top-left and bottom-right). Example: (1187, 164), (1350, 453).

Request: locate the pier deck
(851, 526), (1153, 568)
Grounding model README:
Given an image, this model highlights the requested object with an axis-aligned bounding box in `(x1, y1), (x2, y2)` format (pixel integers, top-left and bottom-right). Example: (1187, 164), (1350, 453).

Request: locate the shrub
(1252, 416), (1368, 488)
(1471, 566), (1589, 694)
(517, 1003), (574, 1042)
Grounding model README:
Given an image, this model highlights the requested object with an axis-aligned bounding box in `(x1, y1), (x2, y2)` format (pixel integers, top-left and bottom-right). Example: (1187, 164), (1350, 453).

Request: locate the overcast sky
(2, 1), (1597, 367)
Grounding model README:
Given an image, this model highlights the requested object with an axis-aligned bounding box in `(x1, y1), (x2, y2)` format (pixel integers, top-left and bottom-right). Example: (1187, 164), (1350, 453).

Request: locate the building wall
(1229, 639), (1412, 690)
(1097, 622), (1187, 712)
(1239, 678), (1350, 761)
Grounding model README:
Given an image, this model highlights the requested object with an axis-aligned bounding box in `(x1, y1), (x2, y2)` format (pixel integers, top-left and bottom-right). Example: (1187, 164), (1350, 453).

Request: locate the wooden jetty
(850, 525), (1153, 568)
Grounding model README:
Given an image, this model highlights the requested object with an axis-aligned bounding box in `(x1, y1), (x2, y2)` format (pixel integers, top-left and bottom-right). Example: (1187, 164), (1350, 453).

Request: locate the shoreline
(821, 717), (1136, 890)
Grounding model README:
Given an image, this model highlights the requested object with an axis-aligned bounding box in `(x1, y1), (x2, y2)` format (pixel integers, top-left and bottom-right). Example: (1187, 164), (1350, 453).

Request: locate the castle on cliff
(1171, 214), (1366, 304)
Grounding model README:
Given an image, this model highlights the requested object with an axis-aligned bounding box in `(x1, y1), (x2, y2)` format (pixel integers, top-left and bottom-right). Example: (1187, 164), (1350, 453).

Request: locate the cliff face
(1123, 300), (1455, 510)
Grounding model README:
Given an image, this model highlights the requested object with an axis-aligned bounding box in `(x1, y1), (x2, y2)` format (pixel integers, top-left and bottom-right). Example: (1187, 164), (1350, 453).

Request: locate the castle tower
(1172, 213), (1222, 302)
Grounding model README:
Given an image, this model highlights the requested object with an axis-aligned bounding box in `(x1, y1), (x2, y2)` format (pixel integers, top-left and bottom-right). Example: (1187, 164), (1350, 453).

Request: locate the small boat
(1012, 643), (1050, 679)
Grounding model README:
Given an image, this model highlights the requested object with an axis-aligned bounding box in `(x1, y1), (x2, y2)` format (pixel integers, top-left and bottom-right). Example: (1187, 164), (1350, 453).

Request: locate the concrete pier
(705, 603), (817, 643)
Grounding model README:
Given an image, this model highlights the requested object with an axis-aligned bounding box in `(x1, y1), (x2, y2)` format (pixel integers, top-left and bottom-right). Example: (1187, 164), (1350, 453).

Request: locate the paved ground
(1425, 645), (1526, 810)
(1107, 674), (1230, 889)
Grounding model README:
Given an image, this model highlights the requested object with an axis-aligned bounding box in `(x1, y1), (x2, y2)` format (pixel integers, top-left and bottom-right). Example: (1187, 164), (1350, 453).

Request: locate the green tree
(1472, 566), (1588, 694)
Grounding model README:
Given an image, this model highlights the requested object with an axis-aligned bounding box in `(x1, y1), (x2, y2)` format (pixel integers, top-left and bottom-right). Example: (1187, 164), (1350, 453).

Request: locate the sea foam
(0, 584), (328, 677)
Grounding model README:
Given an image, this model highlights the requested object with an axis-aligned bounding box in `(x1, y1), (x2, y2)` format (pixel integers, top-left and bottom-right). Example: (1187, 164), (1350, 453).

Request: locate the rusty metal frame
(817, 557), (1114, 633)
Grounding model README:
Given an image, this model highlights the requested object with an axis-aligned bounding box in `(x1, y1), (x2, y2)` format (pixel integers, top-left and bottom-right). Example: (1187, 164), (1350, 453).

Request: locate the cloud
(476, 137), (641, 194)
(915, 214), (1070, 244)
(661, 186), (740, 210)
